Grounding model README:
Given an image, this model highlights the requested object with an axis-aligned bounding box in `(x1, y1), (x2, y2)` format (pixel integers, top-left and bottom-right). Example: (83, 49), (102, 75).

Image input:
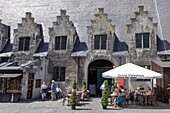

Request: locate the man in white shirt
(40, 82), (48, 101)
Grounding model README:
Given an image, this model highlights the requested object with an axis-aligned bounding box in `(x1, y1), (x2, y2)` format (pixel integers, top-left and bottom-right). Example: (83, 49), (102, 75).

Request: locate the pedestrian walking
(51, 80), (56, 101)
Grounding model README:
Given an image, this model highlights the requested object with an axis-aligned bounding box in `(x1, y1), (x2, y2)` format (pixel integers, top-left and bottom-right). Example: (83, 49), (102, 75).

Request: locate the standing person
(56, 85), (62, 99)
(139, 85), (144, 90)
(40, 81), (48, 101)
(51, 80), (56, 101)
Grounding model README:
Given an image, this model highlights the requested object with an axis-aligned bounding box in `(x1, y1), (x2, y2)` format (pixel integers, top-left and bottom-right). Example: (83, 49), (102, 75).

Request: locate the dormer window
(55, 36), (67, 50)
(94, 35), (107, 50)
(18, 37), (30, 51)
(136, 33), (149, 48)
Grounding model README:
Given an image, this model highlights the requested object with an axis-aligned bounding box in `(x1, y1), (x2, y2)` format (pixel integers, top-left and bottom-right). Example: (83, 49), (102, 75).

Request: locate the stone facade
(127, 5), (158, 65)
(13, 12), (43, 65)
(0, 4), (167, 99)
(48, 10), (78, 94)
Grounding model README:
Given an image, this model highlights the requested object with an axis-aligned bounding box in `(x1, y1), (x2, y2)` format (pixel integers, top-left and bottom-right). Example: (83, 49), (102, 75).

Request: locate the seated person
(111, 88), (122, 107)
(139, 85), (144, 90)
(119, 86), (125, 93)
(110, 88), (119, 97)
(81, 87), (87, 100)
(145, 86), (152, 95)
(135, 87), (144, 105)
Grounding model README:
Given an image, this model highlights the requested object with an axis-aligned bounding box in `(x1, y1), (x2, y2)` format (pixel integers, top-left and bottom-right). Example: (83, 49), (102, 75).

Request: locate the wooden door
(27, 73), (34, 99)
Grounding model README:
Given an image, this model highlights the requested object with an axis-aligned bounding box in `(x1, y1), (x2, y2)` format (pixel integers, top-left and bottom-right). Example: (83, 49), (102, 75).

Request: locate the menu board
(89, 84), (96, 95)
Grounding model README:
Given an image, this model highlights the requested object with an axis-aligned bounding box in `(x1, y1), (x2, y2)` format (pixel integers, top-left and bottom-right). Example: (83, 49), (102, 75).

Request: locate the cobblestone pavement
(0, 98), (170, 113)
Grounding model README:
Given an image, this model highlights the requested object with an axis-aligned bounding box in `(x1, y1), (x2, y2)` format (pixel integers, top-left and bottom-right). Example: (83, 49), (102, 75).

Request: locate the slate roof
(33, 39), (48, 57)
(0, 40), (13, 53)
(73, 37), (88, 52)
(0, 40), (13, 57)
(35, 39), (48, 53)
(0, 0), (170, 54)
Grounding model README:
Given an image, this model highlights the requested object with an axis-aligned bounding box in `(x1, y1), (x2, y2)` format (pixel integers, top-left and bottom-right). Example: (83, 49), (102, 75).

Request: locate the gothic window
(53, 67), (66, 81)
(94, 35), (107, 49)
(136, 33), (149, 48)
(55, 36), (67, 50)
(18, 37), (30, 51)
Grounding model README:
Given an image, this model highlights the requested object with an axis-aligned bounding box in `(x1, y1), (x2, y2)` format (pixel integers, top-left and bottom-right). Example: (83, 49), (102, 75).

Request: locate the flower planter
(71, 105), (76, 110)
(102, 105), (107, 109)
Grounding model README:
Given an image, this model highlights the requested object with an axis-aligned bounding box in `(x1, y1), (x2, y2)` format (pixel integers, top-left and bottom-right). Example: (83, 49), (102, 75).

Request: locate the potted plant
(101, 80), (109, 109)
(70, 80), (77, 110)
(111, 79), (116, 93)
(82, 79), (86, 89)
(167, 84), (170, 104)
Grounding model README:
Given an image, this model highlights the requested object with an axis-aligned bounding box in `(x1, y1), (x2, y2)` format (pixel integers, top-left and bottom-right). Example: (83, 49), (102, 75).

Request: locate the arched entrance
(88, 59), (113, 97)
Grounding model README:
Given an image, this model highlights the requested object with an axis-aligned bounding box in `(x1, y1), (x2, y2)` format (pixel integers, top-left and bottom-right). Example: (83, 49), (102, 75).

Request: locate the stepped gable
(127, 5), (157, 34)
(87, 8), (115, 54)
(49, 9), (77, 53)
(127, 5), (158, 64)
(13, 12), (43, 64)
(87, 8), (115, 34)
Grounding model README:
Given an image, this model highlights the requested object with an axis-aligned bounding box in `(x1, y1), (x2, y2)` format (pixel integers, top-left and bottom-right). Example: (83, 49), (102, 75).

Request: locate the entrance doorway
(27, 73), (34, 99)
(88, 60), (113, 97)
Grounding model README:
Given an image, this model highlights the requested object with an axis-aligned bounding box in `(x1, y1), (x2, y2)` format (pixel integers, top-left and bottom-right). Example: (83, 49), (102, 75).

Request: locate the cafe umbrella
(102, 63), (162, 91)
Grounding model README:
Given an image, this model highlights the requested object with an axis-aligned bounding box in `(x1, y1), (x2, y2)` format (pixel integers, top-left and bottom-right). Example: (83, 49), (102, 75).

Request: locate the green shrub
(101, 80), (109, 106)
(82, 79), (86, 89)
(111, 79), (116, 92)
(70, 80), (77, 105)
(72, 80), (76, 89)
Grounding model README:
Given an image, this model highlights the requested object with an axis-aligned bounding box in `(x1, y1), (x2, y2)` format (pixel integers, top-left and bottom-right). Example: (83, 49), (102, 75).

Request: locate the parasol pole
(128, 77), (131, 92)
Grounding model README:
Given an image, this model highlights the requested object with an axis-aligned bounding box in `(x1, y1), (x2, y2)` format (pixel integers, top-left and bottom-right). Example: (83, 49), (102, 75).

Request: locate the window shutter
(101, 35), (107, 49)
(60, 67), (66, 81)
(55, 36), (60, 50)
(18, 38), (24, 51)
(94, 35), (100, 49)
(136, 34), (142, 48)
(25, 37), (30, 51)
(143, 33), (149, 48)
(61, 36), (67, 50)
(53, 67), (59, 81)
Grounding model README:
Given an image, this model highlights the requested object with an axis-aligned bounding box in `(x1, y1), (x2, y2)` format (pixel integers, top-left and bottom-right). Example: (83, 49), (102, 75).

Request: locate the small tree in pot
(111, 79), (116, 93)
(101, 80), (109, 109)
(70, 80), (77, 110)
(82, 79), (86, 89)
(167, 84), (170, 104)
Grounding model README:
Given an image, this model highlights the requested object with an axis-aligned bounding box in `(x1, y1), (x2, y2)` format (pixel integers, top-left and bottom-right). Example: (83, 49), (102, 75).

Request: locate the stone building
(0, 0), (170, 103)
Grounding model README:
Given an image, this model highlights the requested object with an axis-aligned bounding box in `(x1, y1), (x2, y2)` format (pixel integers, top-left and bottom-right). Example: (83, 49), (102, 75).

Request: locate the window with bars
(94, 35), (107, 50)
(135, 33), (150, 48)
(18, 37), (30, 51)
(55, 36), (67, 50)
(53, 67), (66, 81)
